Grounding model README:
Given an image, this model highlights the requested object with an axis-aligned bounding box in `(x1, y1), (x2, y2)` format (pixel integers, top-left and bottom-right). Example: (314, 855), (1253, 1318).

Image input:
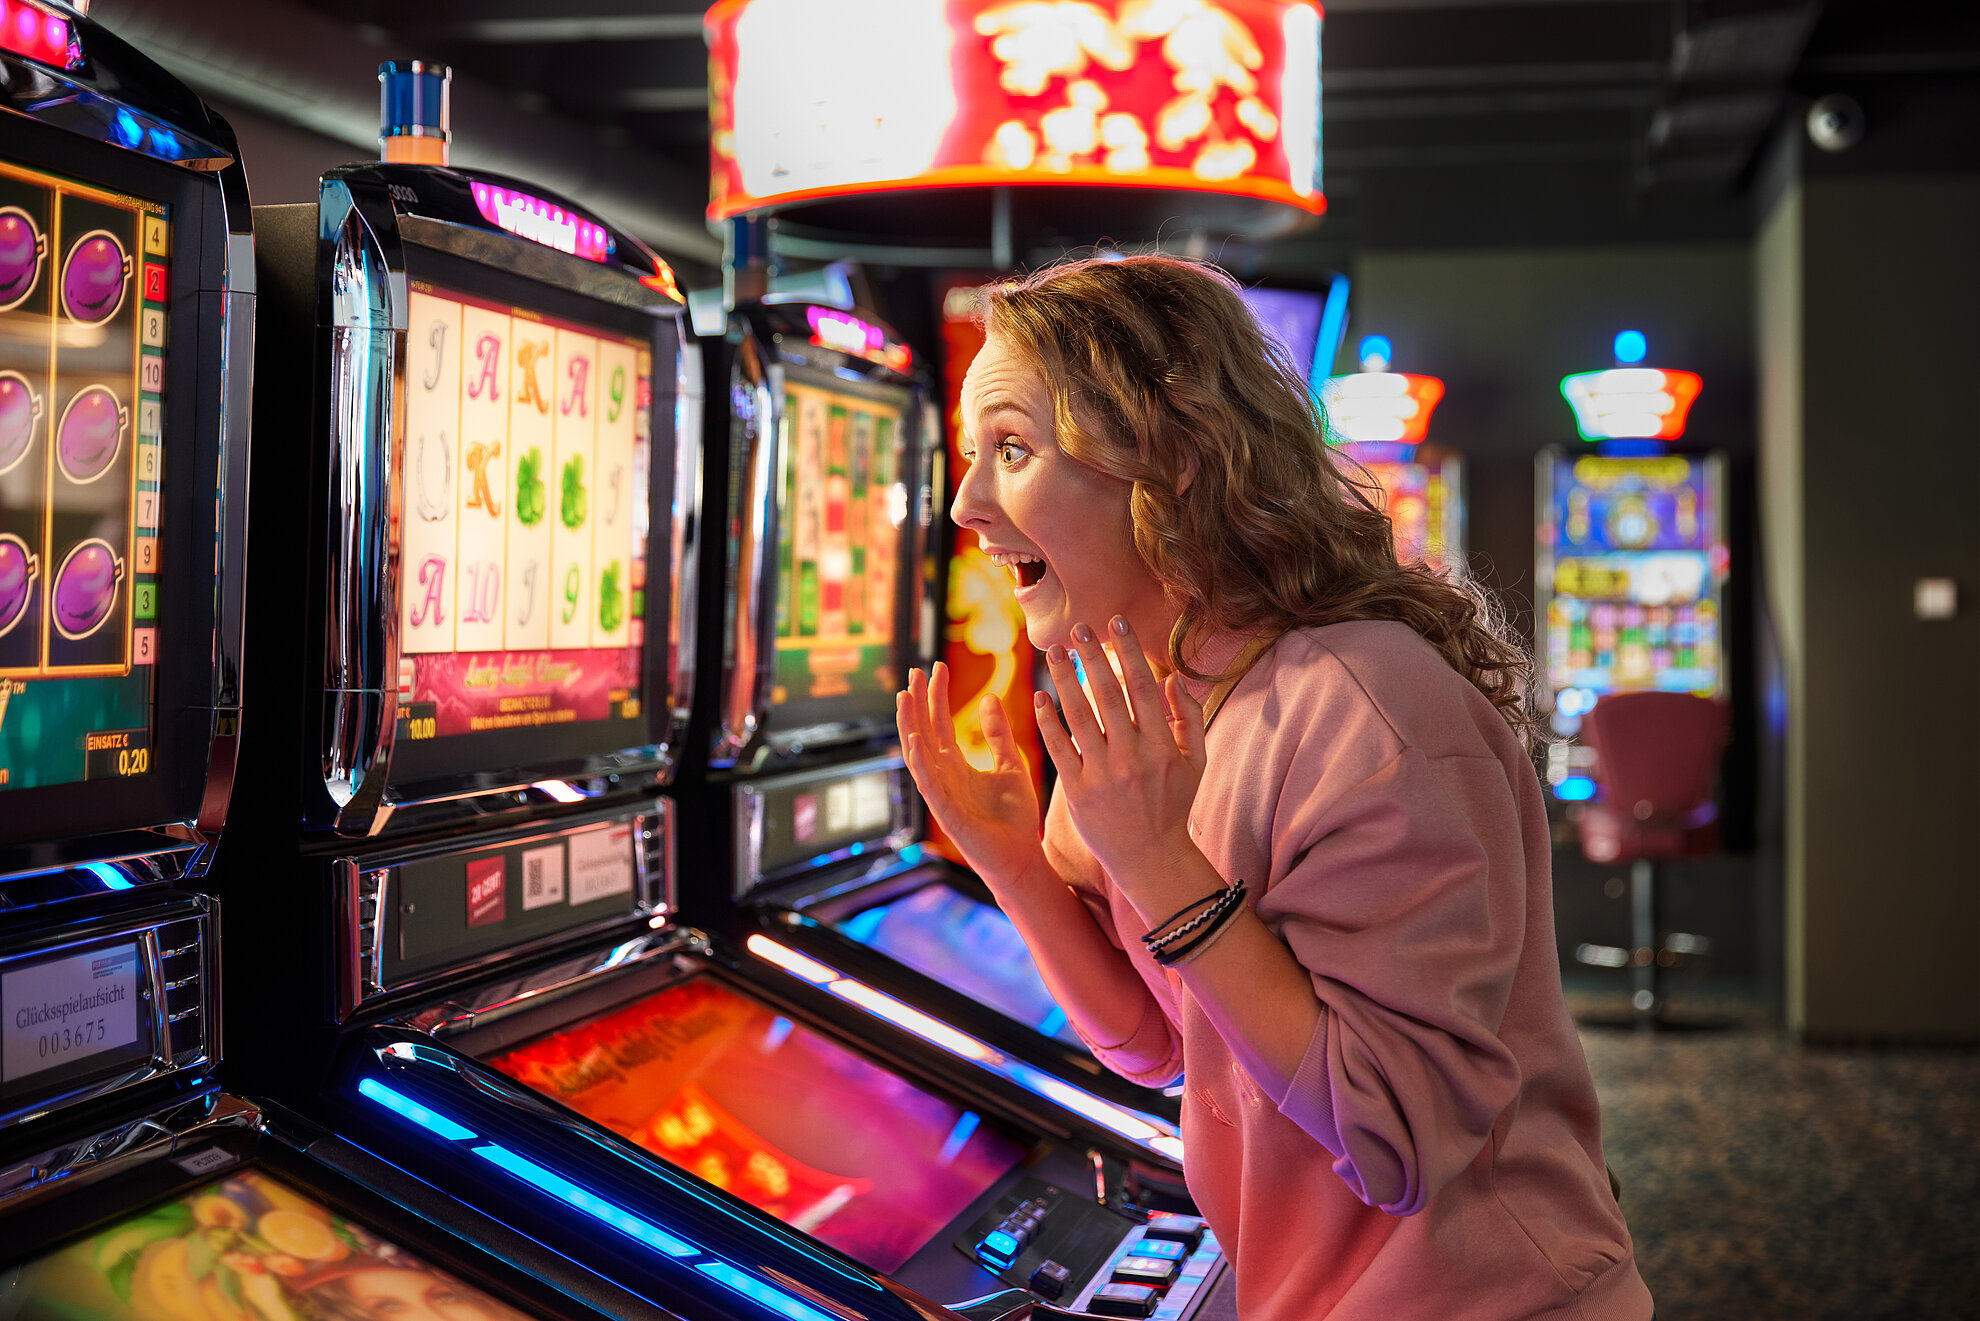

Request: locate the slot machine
(684, 299), (1192, 1173)
(0, 19), (630, 1321)
(1318, 336), (1463, 575)
(1536, 332), (1724, 800)
(321, 299), (1229, 1321)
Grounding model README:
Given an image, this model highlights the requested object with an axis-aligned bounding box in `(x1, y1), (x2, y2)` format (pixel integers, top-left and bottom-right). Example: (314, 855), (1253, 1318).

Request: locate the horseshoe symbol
(415, 429), (453, 523)
(423, 320), (447, 390)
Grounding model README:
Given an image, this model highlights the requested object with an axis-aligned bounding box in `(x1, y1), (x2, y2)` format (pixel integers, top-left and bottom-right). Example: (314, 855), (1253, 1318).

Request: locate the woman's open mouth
(989, 551), (1048, 591)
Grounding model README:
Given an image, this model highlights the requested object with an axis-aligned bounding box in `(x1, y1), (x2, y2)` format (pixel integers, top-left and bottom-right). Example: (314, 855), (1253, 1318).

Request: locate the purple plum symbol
(0, 207), (44, 311)
(62, 229), (130, 324)
(57, 385), (125, 483)
(51, 538), (122, 640)
(0, 371), (40, 475)
(0, 534), (36, 638)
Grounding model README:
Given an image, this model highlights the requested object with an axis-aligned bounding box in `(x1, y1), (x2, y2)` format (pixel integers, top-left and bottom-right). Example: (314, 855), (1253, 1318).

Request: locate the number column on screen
(591, 339), (638, 647)
(549, 329), (596, 650)
(402, 291), (462, 655)
(457, 303), (511, 654)
(504, 316), (551, 651)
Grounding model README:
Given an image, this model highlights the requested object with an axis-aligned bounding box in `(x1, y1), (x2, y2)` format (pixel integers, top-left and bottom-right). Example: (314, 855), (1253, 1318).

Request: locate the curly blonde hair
(983, 255), (1540, 747)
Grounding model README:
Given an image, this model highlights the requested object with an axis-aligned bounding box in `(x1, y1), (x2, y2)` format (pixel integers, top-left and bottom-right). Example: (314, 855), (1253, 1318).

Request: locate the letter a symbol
(469, 334), (501, 401)
(411, 555), (448, 627)
(562, 356), (590, 417)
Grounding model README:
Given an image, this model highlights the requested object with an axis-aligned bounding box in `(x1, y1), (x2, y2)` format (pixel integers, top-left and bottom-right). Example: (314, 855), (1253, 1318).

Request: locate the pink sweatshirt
(1046, 621), (1654, 1320)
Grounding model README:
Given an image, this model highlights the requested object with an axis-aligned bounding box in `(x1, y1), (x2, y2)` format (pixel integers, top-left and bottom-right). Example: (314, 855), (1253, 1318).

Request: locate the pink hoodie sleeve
(1044, 785), (1186, 1088)
(1258, 743), (1530, 1216)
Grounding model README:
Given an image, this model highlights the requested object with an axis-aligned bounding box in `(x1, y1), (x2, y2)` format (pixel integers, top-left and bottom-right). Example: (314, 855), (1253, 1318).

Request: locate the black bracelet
(1145, 886), (1240, 952)
(1152, 885), (1248, 967)
(1140, 888), (1226, 948)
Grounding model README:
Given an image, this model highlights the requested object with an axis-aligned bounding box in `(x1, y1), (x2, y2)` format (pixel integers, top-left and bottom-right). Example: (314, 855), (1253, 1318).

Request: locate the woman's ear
(1177, 455), (1198, 495)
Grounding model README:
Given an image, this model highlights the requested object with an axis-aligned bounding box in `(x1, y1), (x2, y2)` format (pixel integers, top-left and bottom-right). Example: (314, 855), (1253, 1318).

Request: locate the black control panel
(955, 1177), (1226, 1318)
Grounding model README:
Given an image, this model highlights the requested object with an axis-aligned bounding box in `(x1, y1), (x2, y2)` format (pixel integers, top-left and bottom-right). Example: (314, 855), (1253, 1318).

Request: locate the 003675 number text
(39, 1017), (111, 1059)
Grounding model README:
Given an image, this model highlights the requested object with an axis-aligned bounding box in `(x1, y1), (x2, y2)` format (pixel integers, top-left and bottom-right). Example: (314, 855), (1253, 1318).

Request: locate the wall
(1758, 168), (1980, 1039)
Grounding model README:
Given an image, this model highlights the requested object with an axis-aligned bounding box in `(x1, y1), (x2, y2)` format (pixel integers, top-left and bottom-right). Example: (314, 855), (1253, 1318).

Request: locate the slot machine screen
(835, 881), (1081, 1047)
(388, 251), (667, 788)
(1238, 285), (1324, 377)
(5, 1168), (535, 1321)
(1543, 453), (1724, 698)
(489, 975), (1027, 1273)
(768, 369), (909, 732)
(0, 162), (168, 795)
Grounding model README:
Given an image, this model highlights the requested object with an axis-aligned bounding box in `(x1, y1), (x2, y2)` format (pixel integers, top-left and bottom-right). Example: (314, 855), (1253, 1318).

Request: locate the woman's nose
(950, 452), (994, 530)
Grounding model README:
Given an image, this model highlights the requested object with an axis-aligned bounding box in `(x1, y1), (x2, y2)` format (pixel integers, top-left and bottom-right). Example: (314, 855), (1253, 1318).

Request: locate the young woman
(898, 256), (1652, 1320)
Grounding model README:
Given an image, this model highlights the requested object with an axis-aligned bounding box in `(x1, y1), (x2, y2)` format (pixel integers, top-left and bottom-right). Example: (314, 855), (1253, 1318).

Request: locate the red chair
(1573, 691), (1730, 1028)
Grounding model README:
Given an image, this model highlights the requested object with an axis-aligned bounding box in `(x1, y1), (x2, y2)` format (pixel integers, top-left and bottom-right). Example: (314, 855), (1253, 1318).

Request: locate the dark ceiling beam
(401, 14), (706, 44)
(1328, 60), (1662, 91)
(338, 0), (706, 28)
(1326, 86), (1660, 119)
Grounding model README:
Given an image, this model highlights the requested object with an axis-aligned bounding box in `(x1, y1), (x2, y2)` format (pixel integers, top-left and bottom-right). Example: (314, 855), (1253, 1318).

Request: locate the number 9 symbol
(562, 564), (580, 624)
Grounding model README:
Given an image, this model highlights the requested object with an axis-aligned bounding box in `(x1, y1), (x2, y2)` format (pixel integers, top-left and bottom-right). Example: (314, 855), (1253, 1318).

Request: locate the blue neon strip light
(357, 1074), (875, 1317)
(695, 1262), (838, 1321)
(84, 863), (134, 890)
(1036, 1005), (1068, 1038)
(937, 1110), (981, 1165)
(1312, 275), (1352, 389)
(356, 1079), (478, 1141)
(471, 1143), (698, 1258)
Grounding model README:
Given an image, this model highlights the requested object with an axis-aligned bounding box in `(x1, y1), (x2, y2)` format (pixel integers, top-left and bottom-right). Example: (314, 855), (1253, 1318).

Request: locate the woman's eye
(995, 440), (1027, 468)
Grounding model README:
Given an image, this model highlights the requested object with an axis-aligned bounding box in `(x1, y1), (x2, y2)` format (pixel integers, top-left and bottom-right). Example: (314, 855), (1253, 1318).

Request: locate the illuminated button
(997, 1222), (1031, 1251)
(1114, 1256), (1180, 1288)
(1141, 1217), (1204, 1252)
(1089, 1282), (1159, 1318)
(976, 1231), (1020, 1270)
(1029, 1259), (1071, 1300)
(1130, 1238), (1187, 1261)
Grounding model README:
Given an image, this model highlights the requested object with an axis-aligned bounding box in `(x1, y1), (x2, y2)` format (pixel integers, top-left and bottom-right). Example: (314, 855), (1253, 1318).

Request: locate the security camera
(1806, 94), (1865, 152)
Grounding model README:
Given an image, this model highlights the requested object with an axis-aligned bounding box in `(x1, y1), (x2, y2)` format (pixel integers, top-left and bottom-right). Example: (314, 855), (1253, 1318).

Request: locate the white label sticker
(173, 1148), (237, 1176)
(567, 825), (634, 906)
(2, 944), (141, 1084)
(850, 771), (892, 833)
(520, 843), (567, 911)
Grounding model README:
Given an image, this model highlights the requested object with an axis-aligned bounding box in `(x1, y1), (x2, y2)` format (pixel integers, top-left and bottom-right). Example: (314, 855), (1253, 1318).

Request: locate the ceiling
(243, 0), (1980, 269)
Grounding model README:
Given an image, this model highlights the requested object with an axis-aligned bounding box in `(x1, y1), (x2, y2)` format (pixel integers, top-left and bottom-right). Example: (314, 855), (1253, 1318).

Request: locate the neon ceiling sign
(805, 305), (912, 374)
(1320, 337), (1445, 446)
(471, 181), (613, 263)
(1560, 368), (1702, 441)
(706, 0), (1324, 221)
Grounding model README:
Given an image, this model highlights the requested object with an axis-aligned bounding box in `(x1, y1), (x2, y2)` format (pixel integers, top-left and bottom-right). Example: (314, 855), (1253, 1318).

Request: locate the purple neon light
(470, 181), (610, 263)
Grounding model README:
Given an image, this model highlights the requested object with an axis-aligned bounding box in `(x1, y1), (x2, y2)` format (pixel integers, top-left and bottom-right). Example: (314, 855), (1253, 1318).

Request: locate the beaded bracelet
(1152, 885), (1248, 967)
(1139, 889), (1225, 948)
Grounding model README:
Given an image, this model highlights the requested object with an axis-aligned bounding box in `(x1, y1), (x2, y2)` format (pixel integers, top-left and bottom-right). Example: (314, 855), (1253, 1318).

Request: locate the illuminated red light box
(0, 0), (75, 68)
(705, 0), (1324, 222)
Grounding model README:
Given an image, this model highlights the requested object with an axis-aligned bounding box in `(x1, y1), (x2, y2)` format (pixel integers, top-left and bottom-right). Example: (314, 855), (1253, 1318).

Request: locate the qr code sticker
(520, 844), (565, 911)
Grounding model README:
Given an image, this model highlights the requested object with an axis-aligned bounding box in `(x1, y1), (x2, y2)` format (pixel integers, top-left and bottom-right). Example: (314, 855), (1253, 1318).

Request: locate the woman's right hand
(898, 663), (1045, 889)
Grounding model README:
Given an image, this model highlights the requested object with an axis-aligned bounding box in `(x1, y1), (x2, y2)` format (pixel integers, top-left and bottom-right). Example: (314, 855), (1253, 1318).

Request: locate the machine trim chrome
(318, 178), (409, 835)
(716, 338), (781, 764)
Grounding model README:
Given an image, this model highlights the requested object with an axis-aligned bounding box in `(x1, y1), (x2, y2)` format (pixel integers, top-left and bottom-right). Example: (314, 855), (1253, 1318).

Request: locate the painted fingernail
(1048, 644), (1066, 664)
(1073, 623), (1096, 644)
(1112, 615), (1130, 635)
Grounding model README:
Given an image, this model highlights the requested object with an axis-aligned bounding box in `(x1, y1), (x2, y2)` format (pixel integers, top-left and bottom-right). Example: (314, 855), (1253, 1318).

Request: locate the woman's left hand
(1035, 616), (1208, 893)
